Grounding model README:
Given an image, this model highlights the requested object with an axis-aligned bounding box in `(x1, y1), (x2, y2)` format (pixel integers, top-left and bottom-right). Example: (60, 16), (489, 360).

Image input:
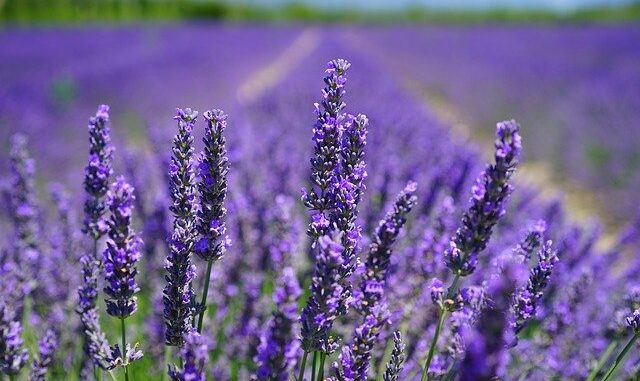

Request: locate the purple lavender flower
(302, 59), (351, 240)
(513, 220), (547, 261)
(29, 329), (58, 381)
(330, 305), (390, 381)
(301, 233), (345, 353)
(445, 120), (522, 276)
(383, 331), (406, 381)
(77, 254), (117, 371)
(195, 109), (230, 262)
(626, 309), (640, 333)
(164, 108), (199, 346)
(103, 176), (142, 319)
(168, 330), (208, 381)
(83, 104), (114, 240)
(356, 181), (417, 313)
(339, 113), (368, 215)
(252, 267), (302, 381)
(509, 240), (558, 339)
(193, 109), (230, 332)
(0, 301), (29, 375)
(8, 134), (40, 307)
(9, 134), (39, 258)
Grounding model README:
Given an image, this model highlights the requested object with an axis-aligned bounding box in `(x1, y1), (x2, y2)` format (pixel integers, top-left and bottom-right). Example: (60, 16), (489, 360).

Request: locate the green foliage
(1, 0), (639, 24)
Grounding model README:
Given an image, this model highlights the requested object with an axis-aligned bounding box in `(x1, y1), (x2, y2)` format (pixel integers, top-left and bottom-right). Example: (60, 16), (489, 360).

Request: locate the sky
(248, 0), (634, 12)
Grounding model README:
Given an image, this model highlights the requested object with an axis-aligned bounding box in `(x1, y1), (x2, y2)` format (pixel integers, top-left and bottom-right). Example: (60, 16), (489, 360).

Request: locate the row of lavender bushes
(1, 57), (640, 381)
(356, 25), (640, 223)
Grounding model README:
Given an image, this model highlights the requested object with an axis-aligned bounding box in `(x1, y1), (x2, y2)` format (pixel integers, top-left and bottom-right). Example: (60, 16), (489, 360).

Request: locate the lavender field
(1, 24), (640, 381)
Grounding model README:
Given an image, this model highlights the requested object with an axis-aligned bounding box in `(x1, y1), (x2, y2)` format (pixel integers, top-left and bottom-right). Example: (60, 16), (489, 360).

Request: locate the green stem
(108, 371), (117, 381)
(601, 333), (639, 381)
(420, 273), (462, 381)
(311, 351), (318, 381)
(162, 346), (171, 381)
(9, 375), (15, 381)
(197, 259), (214, 333)
(297, 351), (309, 381)
(421, 308), (448, 381)
(586, 340), (619, 381)
(121, 318), (129, 381)
(318, 352), (326, 380)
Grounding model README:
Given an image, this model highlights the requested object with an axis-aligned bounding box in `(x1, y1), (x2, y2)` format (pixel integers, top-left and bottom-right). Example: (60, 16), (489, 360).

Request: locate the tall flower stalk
(421, 120), (522, 381)
(194, 109), (230, 333)
(79, 104), (114, 378)
(103, 177), (144, 380)
(164, 108), (199, 347)
(300, 58), (369, 380)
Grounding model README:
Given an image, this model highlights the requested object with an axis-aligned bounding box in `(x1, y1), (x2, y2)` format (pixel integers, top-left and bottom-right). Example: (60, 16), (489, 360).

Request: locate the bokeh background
(1, 0), (639, 232)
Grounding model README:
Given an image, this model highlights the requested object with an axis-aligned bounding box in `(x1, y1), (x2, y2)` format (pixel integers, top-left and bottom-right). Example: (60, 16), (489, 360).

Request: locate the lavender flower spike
(83, 104), (114, 240)
(445, 120), (522, 276)
(194, 109), (230, 332)
(252, 267), (302, 381)
(329, 304), (390, 381)
(302, 59), (351, 240)
(195, 109), (230, 262)
(103, 176), (142, 319)
(357, 181), (417, 313)
(29, 329), (58, 381)
(164, 108), (199, 346)
(383, 332), (406, 381)
(509, 240), (558, 340)
(77, 253), (117, 371)
(9, 134), (40, 267)
(0, 301), (29, 375)
(301, 232), (345, 354)
(168, 330), (208, 381)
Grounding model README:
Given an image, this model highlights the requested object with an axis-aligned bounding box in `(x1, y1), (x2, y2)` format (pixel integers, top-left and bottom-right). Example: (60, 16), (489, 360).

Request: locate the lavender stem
(601, 333), (638, 381)
(586, 340), (618, 381)
(196, 259), (214, 333)
(121, 318), (129, 381)
(297, 351), (309, 381)
(421, 308), (448, 381)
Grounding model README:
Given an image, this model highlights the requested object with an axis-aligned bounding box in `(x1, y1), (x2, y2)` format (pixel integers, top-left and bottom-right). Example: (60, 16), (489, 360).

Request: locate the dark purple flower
(445, 120), (522, 276)
(103, 176), (142, 319)
(302, 59), (352, 240)
(0, 301), (29, 375)
(355, 181), (417, 313)
(195, 109), (230, 262)
(383, 331), (406, 381)
(509, 240), (558, 341)
(301, 233), (345, 353)
(29, 329), (58, 381)
(252, 267), (302, 380)
(164, 108), (199, 346)
(9, 134), (40, 290)
(83, 104), (114, 240)
(330, 305), (390, 381)
(168, 330), (208, 381)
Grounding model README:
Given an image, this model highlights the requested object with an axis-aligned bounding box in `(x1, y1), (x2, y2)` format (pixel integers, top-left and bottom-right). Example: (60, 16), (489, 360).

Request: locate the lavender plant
(422, 120), (521, 381)
(194, 109), (230, 333)
(103, 177), (144, 380)
(164, 108), (199, 347)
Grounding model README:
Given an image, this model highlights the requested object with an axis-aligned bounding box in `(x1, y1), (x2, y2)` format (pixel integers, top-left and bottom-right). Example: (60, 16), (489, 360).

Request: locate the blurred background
(1, 0), (639, 232)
